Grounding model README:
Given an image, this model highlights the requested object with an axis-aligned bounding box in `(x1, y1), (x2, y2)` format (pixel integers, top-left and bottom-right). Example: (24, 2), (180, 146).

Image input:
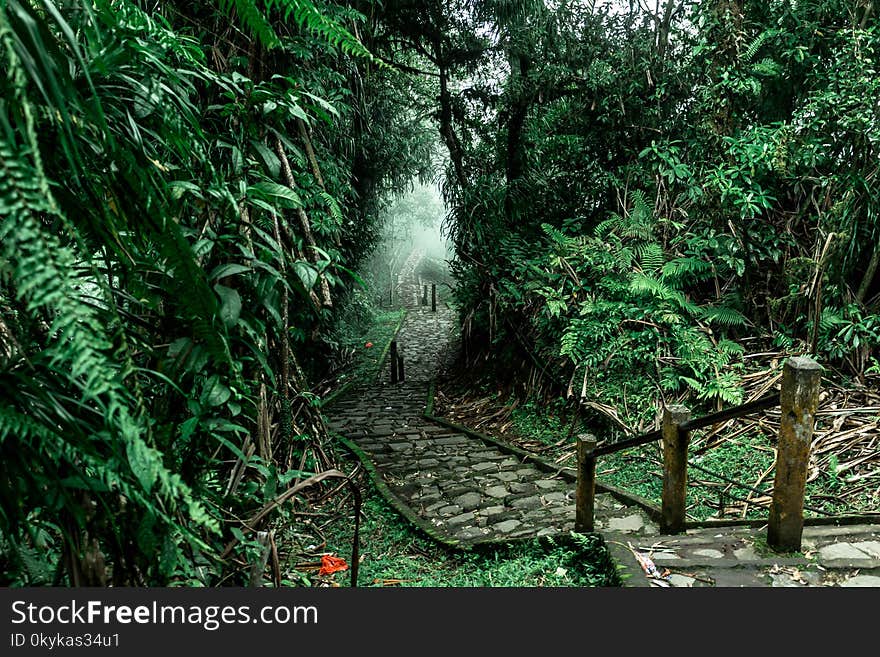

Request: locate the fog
(359, 180), (453, 307)
(379, 181), (451, 263)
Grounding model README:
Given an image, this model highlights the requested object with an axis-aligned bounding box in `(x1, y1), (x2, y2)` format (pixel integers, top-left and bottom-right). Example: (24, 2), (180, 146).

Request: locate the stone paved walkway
(326, 249), (880, 583)
(326, 250), (644, 546)
(622, 522), (880, 587)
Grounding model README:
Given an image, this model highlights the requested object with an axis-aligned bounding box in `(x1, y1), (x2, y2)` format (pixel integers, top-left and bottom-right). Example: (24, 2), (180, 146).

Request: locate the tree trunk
(656, 0), (680, 62)
(856, 240), (880, 304)
(274, 136), (333, 308)
(297, 118), (326, 192)
(438, 63), (467, 189)
(504, 52), (531, 225)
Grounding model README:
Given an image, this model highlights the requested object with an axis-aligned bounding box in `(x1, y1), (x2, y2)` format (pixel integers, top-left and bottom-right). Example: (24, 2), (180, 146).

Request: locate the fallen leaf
(318, 554), (348, 575)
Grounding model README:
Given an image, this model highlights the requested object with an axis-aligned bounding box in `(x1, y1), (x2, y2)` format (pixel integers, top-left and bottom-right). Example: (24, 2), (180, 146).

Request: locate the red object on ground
(364, 342), (373, 348)
(318, 555), (348, 575)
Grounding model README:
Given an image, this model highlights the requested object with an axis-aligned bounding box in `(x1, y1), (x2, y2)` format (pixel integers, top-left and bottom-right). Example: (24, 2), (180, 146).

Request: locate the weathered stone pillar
(575, 434), (598, 532)
(768, 356), (822, 552)
(661, 405), (691, 534)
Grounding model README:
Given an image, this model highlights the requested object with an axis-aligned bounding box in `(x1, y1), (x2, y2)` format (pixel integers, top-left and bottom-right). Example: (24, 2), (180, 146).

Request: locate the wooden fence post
(390, 340), (398, 384)
(397, 354), (405, 383)
(661, 404), (691, 534)
(575, 434), (598, 532)
(768, 356), (822, 553)
(431, 284), (436, 312)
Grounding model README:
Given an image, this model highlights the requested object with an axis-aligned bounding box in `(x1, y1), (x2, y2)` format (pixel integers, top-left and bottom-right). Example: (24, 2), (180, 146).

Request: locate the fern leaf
(320, 190), (342, 223)
(700, 305), (748, 327)
(267, 0), (375, 61)
(0, 29), (219, 543)
(541, 222), (570, 246)
(741, 29), (779, 63)
(594, 213), (623, 238)
(661, 257), (713, 282)
(637, 242), (664, 272)
(716, 339), (746, 355)
(630, 274), (699, 315)
(219, 0), (281, 49)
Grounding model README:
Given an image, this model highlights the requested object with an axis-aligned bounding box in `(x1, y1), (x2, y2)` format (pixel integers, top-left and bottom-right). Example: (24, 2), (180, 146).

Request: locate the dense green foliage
(0, 0), (435, 585)
(2, 0), (878, 586)
(429, 0), (880, 426)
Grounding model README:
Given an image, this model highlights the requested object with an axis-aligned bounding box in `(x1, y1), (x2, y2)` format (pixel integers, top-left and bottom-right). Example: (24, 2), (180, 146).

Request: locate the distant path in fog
(324, 249), (642, 546)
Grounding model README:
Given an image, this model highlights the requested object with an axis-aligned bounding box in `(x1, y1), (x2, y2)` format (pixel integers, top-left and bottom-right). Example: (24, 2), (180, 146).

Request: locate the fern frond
(636, 242), (664, 272)
(320, 191), (342, 223)
(700, 305), (748, 327)
(267, 0), (375, 61)
(716, 339), (746, 355)
(819, 307), (848, 330)
(612, 244), (635, 270)
(629, 189), (651, 222)
(751, 57), (781, 77)
(541, 222), (570, 246)
(594, 213), (624, 238)
(0, 151), (216, 534)
(629, 273), (673, 299)
(630, 273), (698, 314)
(662, 257), (713, 282)
(619, 219), (653, 241)
(0, 21), (218, 540)
(741, 29), (779, 63)
(219, 0), (281, 49)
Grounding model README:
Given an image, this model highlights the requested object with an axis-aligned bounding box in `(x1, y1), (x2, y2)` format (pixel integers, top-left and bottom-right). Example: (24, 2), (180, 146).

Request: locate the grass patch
(508, 400), (820, 523)
(749, 535), (806, 559)
(325, 308), (405, 401)
(598, 446), (665, 509)
(509, 398), (573, 448)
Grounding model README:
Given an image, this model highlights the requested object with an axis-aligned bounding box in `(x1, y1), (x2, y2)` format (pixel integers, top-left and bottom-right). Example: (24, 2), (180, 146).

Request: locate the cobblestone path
(325, 250), (651, 546)
(325, 250), (880, 585)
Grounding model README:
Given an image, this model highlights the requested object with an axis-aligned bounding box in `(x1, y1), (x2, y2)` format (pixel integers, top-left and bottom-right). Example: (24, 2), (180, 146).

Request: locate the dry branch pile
(686, 361), (880, 516)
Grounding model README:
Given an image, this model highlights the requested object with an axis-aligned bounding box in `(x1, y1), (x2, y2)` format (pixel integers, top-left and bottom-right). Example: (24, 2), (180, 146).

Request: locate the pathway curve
(326, 250), (648, 545)
(326, 250), (880, 585)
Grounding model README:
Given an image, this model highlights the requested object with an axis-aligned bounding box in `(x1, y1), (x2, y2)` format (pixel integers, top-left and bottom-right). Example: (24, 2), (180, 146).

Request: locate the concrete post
(768, 356), (823, 553)
(661, 404), (691, 534)
(575, 434), (598, 532)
